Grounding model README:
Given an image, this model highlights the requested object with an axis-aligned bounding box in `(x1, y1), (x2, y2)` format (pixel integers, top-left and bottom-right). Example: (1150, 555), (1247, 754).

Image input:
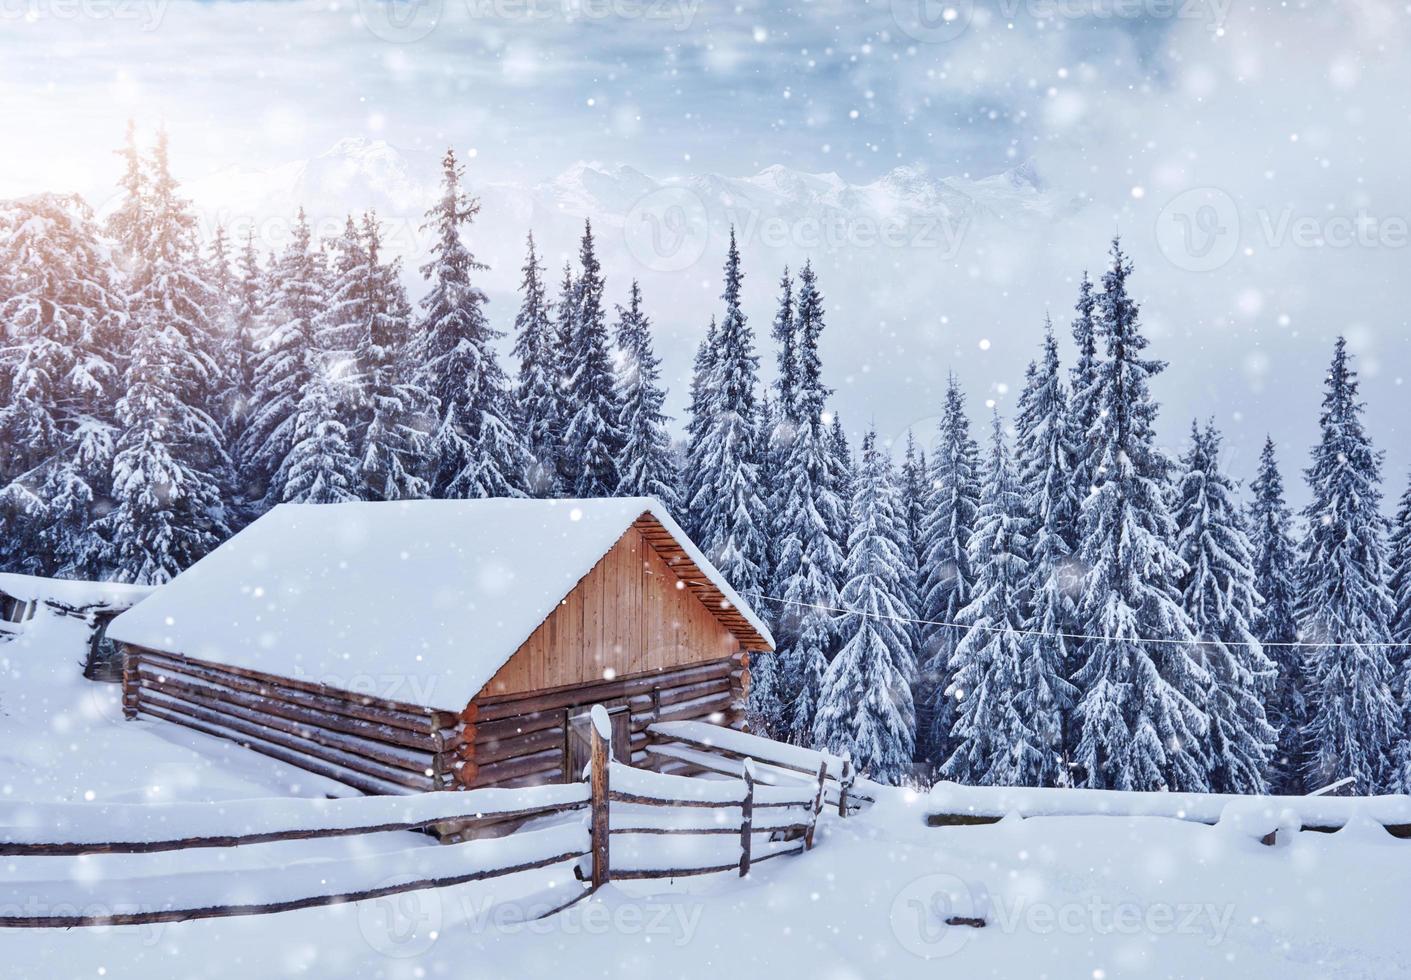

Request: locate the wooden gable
(476, 517), (768, 701)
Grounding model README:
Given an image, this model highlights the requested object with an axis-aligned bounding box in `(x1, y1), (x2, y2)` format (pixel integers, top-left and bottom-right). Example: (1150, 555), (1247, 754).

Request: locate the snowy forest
(3, 127), (1410, 803)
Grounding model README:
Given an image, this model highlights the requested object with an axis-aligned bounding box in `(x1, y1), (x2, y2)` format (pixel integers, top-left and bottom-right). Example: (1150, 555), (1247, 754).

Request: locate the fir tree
(768, 265), (798, 451)
(1298, 337), (1400, 793)
(1013, 322), (1081, 785)
(105, 119), (148, 267)
(0, 194), (125, 576)
(613, 279), (677, 509)
(551, 260), (578, 493)
(416, 149), (526, 499)
(687, 229), (770, 599)
(1175, 420), (1275, 794)
(359, 215), (431, 502)
(512, 233), (560, 497)
(1069, 272), (1101, 506)
(916, 374), (982, 767)
(1248, 436), (1307, 794)
(681, 315), (718, 541)
(239, 208), (324, 507)
(942, 414), (1034, 786)
(104, 133), (231, 583)
(1072, 238), (1210, 793)
(561, 220), (622, 497)
(814, 428), (916, 782)
(770, 260), (845, 743)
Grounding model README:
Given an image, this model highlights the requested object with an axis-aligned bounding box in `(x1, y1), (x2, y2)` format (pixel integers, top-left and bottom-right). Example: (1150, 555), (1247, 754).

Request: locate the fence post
(805, 760), (827, 850)
(739, 758), (755, 877)
(838, 754), (853, 818)
(589, 704), (612, 891)
(120, 646), (140, 721)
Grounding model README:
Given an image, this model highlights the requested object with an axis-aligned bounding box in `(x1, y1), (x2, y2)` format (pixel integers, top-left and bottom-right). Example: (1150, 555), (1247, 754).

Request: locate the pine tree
(1248, 436), (1307, 793)
(1072, 238), (1210, 793)
(687, 229), (770, 598)
(327, 214), (431, 504)
(0, 194), (126, 576)
(916, 374), (982, 767)
(105, 119), (147, 267)
(226, 230), (265, 518)
(767, 266), (798, 451)
(561, 220), (622, 497)
(681, 315), (718, 541)
(941, 414), (1034, 786)
(1069, 272), (1101, 507)
(770, 260), (845, 743)
(416, 148), (526, 499)
(613, 279), (677, 509)
(551, 261), (578, 494)
(1298, 337), (1400, 793)
(239, 208), (324, 507)
(1175, 420), (1275, 794)
(512, 233), (561, 497)
(897, 431), (929, 667)
(104, 132), (231, 583)
(813, 428), (916, 782)
(1013, 322), (1081, 785)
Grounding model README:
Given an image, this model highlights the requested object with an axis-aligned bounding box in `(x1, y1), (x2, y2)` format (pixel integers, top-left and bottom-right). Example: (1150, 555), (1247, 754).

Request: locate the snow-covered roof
(106, 497), (774, 709)
(0, 572), (154, 613)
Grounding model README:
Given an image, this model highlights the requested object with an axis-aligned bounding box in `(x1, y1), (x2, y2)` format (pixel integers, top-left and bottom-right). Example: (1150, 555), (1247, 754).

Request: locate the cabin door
(566, 705), (630, 780)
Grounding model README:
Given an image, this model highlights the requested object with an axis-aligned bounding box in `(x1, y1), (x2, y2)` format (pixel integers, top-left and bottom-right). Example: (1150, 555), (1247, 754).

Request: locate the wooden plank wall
(478, 527), (741, 700)
(459, 652), (749, 790)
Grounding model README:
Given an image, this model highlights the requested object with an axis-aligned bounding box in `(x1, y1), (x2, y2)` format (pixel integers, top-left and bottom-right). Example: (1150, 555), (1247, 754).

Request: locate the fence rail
(1, 708), (831, 928)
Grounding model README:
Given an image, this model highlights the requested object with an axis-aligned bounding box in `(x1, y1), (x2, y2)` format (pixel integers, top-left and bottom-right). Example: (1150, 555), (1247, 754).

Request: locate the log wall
(122, 645), (463, 797)
(458, 652), (749, 791)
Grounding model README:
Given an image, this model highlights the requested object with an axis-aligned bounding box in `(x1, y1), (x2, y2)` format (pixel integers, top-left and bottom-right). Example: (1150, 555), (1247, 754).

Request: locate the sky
(2, 0), (1409, 507)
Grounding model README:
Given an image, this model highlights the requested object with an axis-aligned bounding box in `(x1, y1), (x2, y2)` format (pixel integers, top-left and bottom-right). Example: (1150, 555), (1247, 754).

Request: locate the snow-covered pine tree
(512, 233), (560, 497)
(1175, 420), (1276, 794)
(687, 229), (770, 598)
(226, 230), (265, 519)
(813, 427), (916, 782)
(1298, 337), (1400, 793)
(416, 148), (526, 499)
(1248, 436), (1307, 793)
(1386, 468), (1411, 659)
(276, 368), (360, 504)
(916, 374), (981, 767)
(354, 214), (432, 502)
(1069, 271), (1101, 506)
(941, 413), (1033, 786)
(238, 208), (324, 508)
(681, 315), (718, 541)
(827, 410), (853, 548)
(104, 132), (231, 583)
(105, 119), (147, 267)
(769, 259), (845, 743)
(561, 220), (622, 498)
(1072, 237), (1210, 793)
(1012, 322), (1081, 785)
(0, 194), (126, 576)
(897, 430), (929, 666)
(613, 279), (677, 509)
(550, 260), (578, 494)
(767, 266), (798, 454)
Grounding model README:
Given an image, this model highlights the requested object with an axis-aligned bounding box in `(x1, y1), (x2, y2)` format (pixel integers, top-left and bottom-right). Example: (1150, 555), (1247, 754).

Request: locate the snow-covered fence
(570, 705), (826, 886)
(924, 782), (1411, 842)
(646, 719), (877, 816)
(0, 784), (591, 928)
(1, 707), (838, 929)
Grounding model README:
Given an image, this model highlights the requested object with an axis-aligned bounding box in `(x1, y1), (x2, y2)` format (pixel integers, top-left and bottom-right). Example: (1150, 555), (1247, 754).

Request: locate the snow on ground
(5, 601), (1411, 978)
(7, 791), (1411, 979)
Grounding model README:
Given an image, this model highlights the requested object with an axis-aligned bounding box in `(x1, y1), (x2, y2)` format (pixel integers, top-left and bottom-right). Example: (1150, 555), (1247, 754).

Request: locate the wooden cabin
(0, 572), (154, 680)
(106, 498), (775, 798)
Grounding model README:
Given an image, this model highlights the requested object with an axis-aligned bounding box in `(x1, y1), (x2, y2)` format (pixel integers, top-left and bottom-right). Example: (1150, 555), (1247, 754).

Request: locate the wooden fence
(1, 707), (829, 928)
